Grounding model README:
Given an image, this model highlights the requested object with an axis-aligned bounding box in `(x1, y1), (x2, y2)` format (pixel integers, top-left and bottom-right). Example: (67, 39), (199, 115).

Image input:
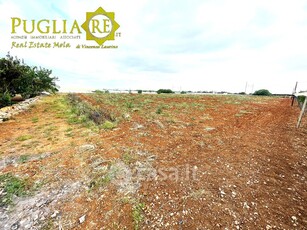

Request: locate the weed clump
(16, 135), (32, 141)
(0, 173), (28, 206)
(101, 121), (116, 130)
(132, 202), (145, 230)
(67, 93), (115, 126)
(156, 107), (163, 114)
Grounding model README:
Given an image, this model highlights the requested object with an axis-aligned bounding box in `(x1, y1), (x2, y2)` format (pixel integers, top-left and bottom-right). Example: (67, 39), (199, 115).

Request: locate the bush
(180, 91), (187, 94)
(297, 96), (306, 109)
(156, 107), (163, 114)
(253, 89), (272, 96)
(157, 89), (174, 94)
(0, 92), (12, 107)
(0, 53), (58, 107)
(101, 121), (116, 130)
(137, 90), (142, 94)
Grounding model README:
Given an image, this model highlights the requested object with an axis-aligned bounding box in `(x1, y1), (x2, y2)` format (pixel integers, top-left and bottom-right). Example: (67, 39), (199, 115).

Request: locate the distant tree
(180, 91), (187, 94)
(239, 92), (246, 95)
(137, 90), (142, 94)
(253, 89), (272, 96)
(93, 90), (104, 94)
(157, 89), (174, 94)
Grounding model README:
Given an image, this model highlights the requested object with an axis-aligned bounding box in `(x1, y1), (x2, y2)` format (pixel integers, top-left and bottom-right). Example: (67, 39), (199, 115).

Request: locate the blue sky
(0, 0), (307, 93)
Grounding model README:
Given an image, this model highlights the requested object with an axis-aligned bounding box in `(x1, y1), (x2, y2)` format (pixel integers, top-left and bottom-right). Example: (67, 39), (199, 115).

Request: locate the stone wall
(0, 97), (40, 123)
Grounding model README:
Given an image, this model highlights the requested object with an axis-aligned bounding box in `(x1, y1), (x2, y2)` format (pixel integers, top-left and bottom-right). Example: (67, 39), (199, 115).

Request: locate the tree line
(0, 53), (58, 107)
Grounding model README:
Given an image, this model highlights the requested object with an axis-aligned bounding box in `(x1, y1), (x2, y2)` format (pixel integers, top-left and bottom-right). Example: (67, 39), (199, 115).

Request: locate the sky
(0, 0), (307, 94)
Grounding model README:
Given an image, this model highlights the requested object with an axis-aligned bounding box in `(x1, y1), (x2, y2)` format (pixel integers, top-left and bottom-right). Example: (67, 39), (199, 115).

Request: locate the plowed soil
(0, 94), (306, 229)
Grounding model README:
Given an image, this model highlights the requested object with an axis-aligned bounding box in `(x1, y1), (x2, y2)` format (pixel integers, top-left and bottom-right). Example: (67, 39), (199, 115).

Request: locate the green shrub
(157, 89), (174, 94)
(0, 92), (12, 107)
(102, 121), (116, 130)
(298, 96), (306, 103)
(253, 89), (272, 96)
(126, 101), (134, 109)
(92, 90), (105, 94)
(137, 90), (142, 94)
(18, 155), (30, 163)
(156, 107), (163, 114)
(31, 117), (39, 123)
(297, 96), (306, 109)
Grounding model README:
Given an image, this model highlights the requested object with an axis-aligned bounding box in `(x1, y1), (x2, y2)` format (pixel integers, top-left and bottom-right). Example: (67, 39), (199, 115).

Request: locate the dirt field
(0, 93), (306, 229)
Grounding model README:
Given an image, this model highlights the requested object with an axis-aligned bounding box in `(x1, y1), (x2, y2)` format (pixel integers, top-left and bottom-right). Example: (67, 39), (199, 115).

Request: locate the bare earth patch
(0, 94), (306, 229)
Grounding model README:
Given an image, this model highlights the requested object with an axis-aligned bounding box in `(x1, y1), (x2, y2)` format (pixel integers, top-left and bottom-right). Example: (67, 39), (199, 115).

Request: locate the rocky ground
(0, 94), (306, 229)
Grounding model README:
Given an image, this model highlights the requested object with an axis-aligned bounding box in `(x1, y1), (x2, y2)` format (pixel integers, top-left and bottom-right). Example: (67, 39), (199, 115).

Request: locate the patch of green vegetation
(31, 117), (39, 123)
(156, 107), (163, 114)
(67, 94), (116, 131)
(65, 132), (74, 137)
(45, 125), (57, 132)
(101, 121), (116, 130)
(31, 180), (45, 193)
(18, 155), (30, 163)
(93, 90), (109, 94)
(41, 219), (55, 230)
(298, 96), (306, 105)
(119, 196), (133, 204)
(132, 202), (145, 230)
(126, 101), (134, 109)
(0, 173), (28, 206)
(157, 89), (174, 94)
(65, 127), (73, 132)
(16, 135), (33, 141)
(65, 127), (75, 137)
(253, 89), (272, 96)
(88, 174), (111, 190)
(122, 152), (136, 165)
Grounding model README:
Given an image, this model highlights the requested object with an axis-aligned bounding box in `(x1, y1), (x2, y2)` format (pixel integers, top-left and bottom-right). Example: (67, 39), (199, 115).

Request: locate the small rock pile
(0, 97), (40, 123)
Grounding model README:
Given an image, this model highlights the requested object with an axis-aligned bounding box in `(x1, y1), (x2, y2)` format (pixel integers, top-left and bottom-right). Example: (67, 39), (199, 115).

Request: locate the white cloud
(0, 0), (307, 93)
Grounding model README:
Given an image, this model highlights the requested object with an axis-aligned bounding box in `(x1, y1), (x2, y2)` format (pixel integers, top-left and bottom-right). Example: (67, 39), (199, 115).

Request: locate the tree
(157, 89), (174, 94)
(253, 89), (272, 96)
(0, 53), (25, 96)
(0, 53), (59, 107)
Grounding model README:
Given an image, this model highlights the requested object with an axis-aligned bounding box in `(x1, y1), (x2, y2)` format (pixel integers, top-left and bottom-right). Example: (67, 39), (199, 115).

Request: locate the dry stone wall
(0, 97), (40, 123)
